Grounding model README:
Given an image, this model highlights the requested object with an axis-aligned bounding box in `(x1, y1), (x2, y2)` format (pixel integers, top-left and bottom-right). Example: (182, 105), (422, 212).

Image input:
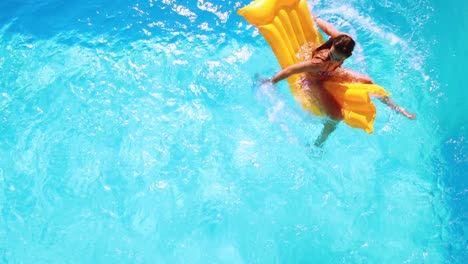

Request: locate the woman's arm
(315, 18), (343, 38)
(271, 61), (323, 84)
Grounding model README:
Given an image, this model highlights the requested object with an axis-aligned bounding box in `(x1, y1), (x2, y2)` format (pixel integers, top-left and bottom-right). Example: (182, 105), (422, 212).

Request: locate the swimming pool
(0, 0), (466, 262)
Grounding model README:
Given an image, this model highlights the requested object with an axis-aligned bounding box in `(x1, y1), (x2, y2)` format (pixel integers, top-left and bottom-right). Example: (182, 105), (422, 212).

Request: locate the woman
(270, 18), (416, 146)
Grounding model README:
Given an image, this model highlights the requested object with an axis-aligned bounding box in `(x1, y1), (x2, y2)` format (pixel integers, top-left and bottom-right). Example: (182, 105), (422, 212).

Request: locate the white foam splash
(197, 0), (230, 23)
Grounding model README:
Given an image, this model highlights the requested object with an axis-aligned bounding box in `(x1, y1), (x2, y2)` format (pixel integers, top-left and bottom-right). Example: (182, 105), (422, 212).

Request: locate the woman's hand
(255, 74), (273, 85)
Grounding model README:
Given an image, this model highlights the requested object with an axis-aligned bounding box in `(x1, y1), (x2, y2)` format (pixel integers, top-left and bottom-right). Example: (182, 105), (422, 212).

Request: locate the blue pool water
(0, 0), (466, 262)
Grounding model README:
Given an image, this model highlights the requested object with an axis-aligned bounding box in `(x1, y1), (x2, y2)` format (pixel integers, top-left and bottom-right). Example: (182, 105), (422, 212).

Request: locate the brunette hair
(313, 34), (355, 58)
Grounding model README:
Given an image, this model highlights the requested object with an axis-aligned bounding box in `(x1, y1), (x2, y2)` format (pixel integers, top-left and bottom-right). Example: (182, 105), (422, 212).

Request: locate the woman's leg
(299, 79), (343, 147)
(377, 96), (416, 119)
(314, 119), (340, 147)
(330, 69), (416, 119)
(299, 79), (343, 120)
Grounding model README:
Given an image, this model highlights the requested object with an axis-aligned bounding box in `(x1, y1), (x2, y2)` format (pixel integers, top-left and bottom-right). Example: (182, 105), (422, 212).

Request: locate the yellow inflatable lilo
(238, 0), (390, 133)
